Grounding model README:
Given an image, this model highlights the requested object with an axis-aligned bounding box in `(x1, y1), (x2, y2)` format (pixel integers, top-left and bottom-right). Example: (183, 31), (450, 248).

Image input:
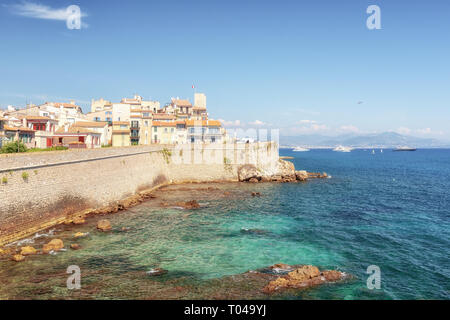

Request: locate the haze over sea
(1, 148), (449, 299)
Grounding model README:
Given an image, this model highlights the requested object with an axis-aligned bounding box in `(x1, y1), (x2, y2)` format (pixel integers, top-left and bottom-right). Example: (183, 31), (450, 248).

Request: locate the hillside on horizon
(280, 132), (450, 148)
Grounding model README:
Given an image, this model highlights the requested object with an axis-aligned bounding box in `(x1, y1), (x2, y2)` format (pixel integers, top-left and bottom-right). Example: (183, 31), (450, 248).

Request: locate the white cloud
(8, 2), (88, 28)
(396, 127), (412, 135)
(416, 128), (432, 135)
(249, 120), (265, 126)
(339, 125), (360, 133)
(296, 120), (317, 125)
(218, 119), (242, 127)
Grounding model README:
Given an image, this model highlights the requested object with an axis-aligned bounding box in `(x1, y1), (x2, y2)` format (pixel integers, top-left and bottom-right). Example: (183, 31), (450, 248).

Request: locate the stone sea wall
(0, 142), (279, 245)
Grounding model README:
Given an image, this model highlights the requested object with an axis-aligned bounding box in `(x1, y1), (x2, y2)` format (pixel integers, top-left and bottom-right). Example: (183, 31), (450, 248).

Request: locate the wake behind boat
(292, 147), (310, 152)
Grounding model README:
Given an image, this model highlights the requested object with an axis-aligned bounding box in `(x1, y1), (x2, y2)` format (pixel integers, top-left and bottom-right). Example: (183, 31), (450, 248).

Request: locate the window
(106, 111), (112, 115)
(143, 113), (149, 117)
(171, 128), (174, 132)
(120, 125), (127, 129)
(94, 117), (101, 121)
(154, 127), (157, 132)
(164, 128), (168, 133)
(33, 123), (46, 131)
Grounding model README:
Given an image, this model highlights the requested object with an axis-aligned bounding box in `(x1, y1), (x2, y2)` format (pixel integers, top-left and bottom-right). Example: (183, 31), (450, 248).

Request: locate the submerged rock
(251, 192), (261, 197)
(42, 239), (64, 254)
(74, 232), (88, 238)
(146, 268), (168, 276)
(241, 228), (269, 235)
(20, 246), (37, 256)
(97, 219), (112, 232)
(262, 264), (347, 294)
(70, 244), (81, 250)
(175, 200), (200, 209)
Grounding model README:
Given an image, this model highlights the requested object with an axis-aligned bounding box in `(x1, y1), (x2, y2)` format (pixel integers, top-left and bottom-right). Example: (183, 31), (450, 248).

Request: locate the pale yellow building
(151, 121), (176, 144)
(112, 121), (131, 147)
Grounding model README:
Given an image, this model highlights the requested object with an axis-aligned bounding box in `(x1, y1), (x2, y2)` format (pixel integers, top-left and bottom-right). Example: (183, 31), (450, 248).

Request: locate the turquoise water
(0, 148), (449, 299)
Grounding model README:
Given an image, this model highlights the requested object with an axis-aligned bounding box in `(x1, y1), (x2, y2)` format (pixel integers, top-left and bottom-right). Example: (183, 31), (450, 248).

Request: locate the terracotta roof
(112, 129), (131, 134)
(4, 125), (35, 132)
(19, 115), (54, 121)
(186, 120), (221, 127)
(192, 106), (207, 110)
(153, 114), (176, 120)
(73, 121), (108, 128)
(55, 127), (97, 134)
(50, 102), (80, 109)
(152, 121), (176, 127)
(171, 99), (192, 107)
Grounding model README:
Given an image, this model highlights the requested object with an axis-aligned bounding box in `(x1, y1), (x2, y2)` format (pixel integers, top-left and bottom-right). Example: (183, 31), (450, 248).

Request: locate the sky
(0, 0), (449, 139)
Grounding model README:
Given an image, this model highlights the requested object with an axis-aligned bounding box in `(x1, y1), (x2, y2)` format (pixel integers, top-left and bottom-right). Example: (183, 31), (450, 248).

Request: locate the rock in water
(287, 265), (320, 281)
(42, 239), (64, 254)
(263, 264), (347, 294)
(97, 219), (112, 232)
(295, 170), (308, 181)
(12, 254), (25, 262)
(70, 244), (81, 250)
(175, 200), (200, 209)
(20, 246), (37, 256)
(146, 268), (168, 276)
(72, 216), (86, 225)
(238, 164), (260, 181)
(74, 232), (87, 238)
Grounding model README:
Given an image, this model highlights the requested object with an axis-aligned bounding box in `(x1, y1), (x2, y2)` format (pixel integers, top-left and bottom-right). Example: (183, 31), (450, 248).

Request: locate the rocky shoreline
(238, 159), (329, 183)
(0, 159), (330, 261)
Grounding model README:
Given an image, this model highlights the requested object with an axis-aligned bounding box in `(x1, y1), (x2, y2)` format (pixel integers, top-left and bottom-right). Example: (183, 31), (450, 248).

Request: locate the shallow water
(0, 149), (449, 299)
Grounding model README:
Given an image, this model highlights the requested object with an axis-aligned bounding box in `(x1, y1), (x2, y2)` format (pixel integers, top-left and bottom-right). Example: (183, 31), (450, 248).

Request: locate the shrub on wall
(0, 141), (27, 153)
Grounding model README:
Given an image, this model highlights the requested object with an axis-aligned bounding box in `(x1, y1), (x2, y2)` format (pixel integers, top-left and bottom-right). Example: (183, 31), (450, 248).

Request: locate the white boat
(333, 145), (353, 152)
(292, 147), (310, 152)
(394, 146), (417, 152)
(372, 150), (375, 154)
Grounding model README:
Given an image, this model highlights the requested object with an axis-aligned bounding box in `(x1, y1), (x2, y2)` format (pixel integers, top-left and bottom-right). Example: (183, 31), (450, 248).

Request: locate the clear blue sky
(1, 0), (449, 139)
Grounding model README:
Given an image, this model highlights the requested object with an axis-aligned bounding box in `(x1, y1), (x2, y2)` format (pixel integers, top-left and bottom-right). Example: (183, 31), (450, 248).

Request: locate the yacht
(293, 146), (310, 152)
(394, 146), (417, 152)
(333, 145), (353, 152)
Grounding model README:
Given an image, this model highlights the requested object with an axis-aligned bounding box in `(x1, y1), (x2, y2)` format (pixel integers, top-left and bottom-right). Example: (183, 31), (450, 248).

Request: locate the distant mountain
(280, 132), (449, 148)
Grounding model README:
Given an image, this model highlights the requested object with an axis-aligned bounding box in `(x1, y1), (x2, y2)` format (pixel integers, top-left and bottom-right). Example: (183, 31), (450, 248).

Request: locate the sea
(0, 148), (449, 299)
